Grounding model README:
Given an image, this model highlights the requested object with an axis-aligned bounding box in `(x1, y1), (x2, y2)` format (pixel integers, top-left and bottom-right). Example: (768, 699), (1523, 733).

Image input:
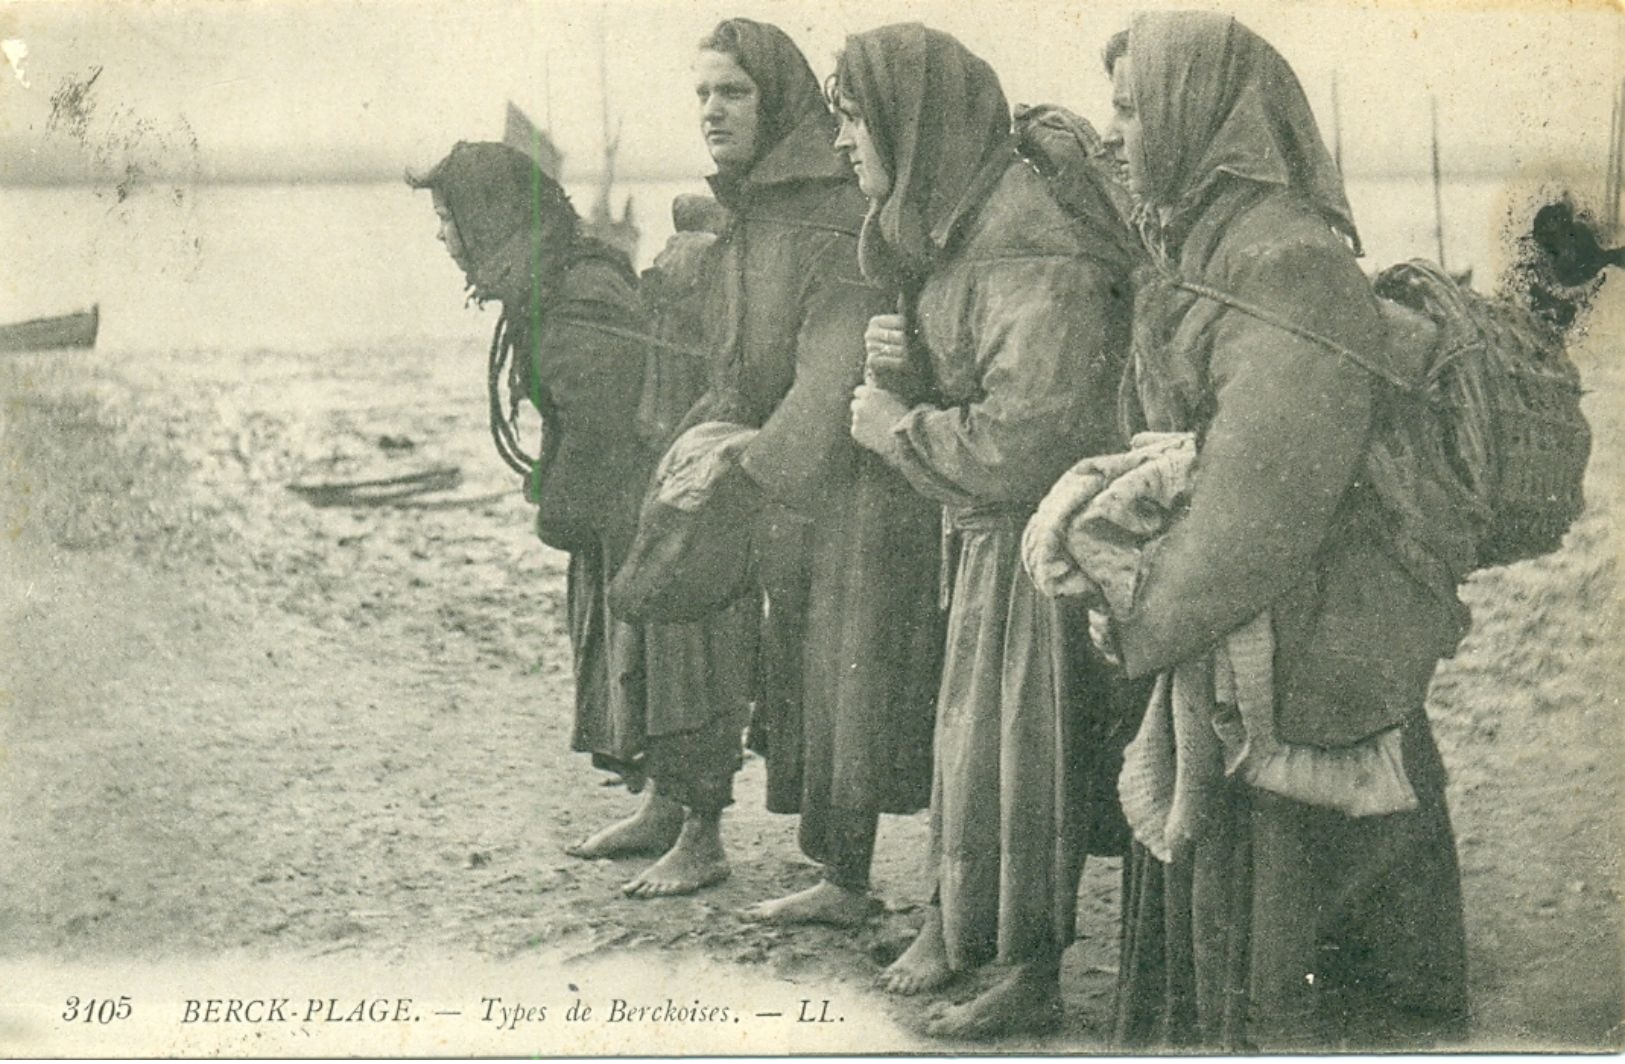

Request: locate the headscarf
(406, 141), (581, 301)
(700, 18), (829, 172)
(834, 23), (1014, 288)
(1126, 12), (1360, 254)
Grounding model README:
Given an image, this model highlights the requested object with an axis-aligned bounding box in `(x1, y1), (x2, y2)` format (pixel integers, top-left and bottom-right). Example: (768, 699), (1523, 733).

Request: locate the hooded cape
(1127, 11), (1360, 254)
(836, 23), (1015, 289)
(407, 141), (582, 294)
(703, 18), (832, 201)
(696, 24), (854, 429)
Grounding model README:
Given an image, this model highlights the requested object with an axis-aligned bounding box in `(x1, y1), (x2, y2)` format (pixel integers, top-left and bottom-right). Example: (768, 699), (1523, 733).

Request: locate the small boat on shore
(0, 305), (99, 354)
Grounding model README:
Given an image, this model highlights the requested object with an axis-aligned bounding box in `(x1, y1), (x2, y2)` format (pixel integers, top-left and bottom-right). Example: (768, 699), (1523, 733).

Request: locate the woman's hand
(850, 382), (910, 455)
(863, 313), (910, 383)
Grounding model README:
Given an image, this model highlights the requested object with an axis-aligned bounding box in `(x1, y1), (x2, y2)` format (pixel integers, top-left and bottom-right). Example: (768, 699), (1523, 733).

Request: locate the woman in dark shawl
(602, 18), (943, 919)
(836, 23), (1139, 1038)
(410, 140), (653, 806)
(566, 18), (854, 899)
(1057, 12), (1469, 1050)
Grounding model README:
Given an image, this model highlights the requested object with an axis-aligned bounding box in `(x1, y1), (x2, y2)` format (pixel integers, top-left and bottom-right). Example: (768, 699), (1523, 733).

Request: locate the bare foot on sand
(925, 962), (1062, 1040)
(564, 790), (682, 859)
(621, 812), (729, 898)
(738, 881), (879, 927)
(882, 906), (953, 994)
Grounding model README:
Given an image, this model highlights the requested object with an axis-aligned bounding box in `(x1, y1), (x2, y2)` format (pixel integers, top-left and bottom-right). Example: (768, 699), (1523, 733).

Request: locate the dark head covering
(834, 23), (1014, 288)
(407, 141), (581, 301)
(1126, 12), (1360, 253)
(700, 18), (828, 171)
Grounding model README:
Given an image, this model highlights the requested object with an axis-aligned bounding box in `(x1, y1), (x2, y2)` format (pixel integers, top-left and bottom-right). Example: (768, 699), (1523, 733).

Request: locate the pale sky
(0, 0), (1619, 181)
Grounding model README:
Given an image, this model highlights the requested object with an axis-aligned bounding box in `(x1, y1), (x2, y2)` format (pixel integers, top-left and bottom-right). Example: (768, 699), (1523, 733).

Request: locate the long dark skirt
(756, 456), (943, 877)
(567, 545), (643, 776)
(930, 518), (1131, 970)
(1113, 708), (1469, 1051)
(568, 544), (756, 806)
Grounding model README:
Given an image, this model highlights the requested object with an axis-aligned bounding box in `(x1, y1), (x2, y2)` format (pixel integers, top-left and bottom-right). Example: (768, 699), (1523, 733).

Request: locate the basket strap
(1174, 278), (1422, 395)
(549, 315), (709, 361)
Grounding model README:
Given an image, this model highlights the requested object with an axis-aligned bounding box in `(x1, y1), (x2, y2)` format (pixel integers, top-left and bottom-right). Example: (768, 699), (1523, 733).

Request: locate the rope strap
(1174, 278), (1422, 395)
(547, 315), (708, 361)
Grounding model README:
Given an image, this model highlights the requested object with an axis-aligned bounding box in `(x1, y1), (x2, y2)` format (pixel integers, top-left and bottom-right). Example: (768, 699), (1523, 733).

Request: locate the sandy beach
(1, 257), (1620, 1054)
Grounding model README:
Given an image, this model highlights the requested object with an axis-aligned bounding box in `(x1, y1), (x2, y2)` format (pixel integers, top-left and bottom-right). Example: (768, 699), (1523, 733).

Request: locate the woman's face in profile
(431, 189), (471, 279)
(832, 99), (891, 202)
(1104, 55), (1148, 199)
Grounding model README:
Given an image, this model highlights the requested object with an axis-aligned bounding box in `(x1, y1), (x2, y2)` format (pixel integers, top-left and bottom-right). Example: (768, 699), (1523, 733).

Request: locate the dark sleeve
(886, 256), (1128, 507)
(737, 232), (893, 513)
(1113, 238), (1384, 678)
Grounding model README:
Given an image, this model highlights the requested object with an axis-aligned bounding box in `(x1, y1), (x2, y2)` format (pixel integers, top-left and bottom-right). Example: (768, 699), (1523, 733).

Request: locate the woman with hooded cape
(413, 144), (753, 902)
(408, 141), (654, 812)
(1070, 13), (1469, 1050)
(835, 23), (1142, 1038)
(622, 18), (945, 918)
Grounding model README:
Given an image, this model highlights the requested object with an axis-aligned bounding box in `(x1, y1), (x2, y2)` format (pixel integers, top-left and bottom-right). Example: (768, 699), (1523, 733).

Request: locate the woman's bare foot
(924, 961), (1062, 1040)
(564, 790), (682, 860)
(621, 811), (730, 898)
(738, 880), (879, 927)
(881, 906), (953, 994)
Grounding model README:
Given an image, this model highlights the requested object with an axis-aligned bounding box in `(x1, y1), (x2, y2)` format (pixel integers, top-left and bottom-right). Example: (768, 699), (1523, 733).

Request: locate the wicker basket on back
(1374, 260), (1592, 569)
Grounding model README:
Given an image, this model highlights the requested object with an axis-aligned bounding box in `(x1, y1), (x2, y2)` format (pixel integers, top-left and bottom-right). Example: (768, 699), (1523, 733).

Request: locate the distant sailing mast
(1330, 70), (1343, 174)
(1606, 77), (1624, 234)
(584, 4), (640, 262)
(1430, 93), (1448, 272)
